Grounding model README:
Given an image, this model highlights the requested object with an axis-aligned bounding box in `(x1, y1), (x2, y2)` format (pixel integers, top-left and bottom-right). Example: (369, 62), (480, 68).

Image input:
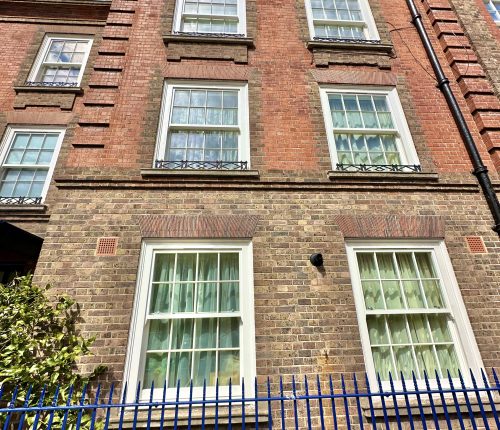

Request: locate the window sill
(163, 33), (255, 47)
(163, 33), (254, 63)
(362, 394), (500, 418)
(0, 204), (47, 213)
(141, 168), (260, 178)
(327, 170), (439, 183)
(14, 85), (83, 94)
(108, 407), (265, 429)
(307, 39), (393, 54)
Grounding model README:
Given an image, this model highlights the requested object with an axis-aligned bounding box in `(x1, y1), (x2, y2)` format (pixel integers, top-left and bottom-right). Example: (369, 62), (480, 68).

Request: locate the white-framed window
(346, 240), (484, 389)
(0, 126), (65, 203)
(305, 0), (380, 40)
(27, 35), (93, 87)
(319, 86), (420, 171)
(173, 0), (247, 35)
(485, 0), (500, 23)
(124, 240), (256, 400)
(155, 81), (250, 169)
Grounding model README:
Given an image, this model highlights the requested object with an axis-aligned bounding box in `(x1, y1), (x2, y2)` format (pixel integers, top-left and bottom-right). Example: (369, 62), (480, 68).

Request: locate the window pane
(403, 280), (425, 308)
(218, 351), (240, 385)
(357, 253), (376, 279)
(207, 91), (222, 107)
(394, 346), (415, 379)
(422, 280), (444, 308)
(171, 107), (189, 124)
(191, 90), (206, 107)
(415, 253), (437, 278)
(173, 90), (190, 106)
(198, 253), (218, 281)
(5, 150), (23, 164)
(367, 315), (389, 345)
(223, 91), (238, 108)
(153, 254), (175, 282)
(415, 346), (439, 379)
(220, 253), (239, 280)
(436, 345), (459, 378)
(150, 284), (172, 314)
(428, 316), (452, 342)
(376, 253), (397, 279)
(195, 318), (217, 348)
(169, 133), (186, 150)
(172, 283), (195, 312)
(372, 346), (395, 380)
(220, 282), (239, 312)
(382, 281), (404, 309)
(408, 315), (431, 343)
(197, 282), (218, 312)
(388, 315), (410, 344)
(176, 254), (196, 282)
(193, 351), (216, 387)
(147, 320), (170, 350)
(144, 353), (167, 389)
(168, 352), (192, 388)
(171, 319), (194, 349)
(362, 280), (384, 310)
(219, 317), (239, 348)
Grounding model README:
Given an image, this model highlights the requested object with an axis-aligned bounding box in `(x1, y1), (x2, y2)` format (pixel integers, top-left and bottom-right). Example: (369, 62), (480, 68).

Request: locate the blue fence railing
(0, 369), (499, 429)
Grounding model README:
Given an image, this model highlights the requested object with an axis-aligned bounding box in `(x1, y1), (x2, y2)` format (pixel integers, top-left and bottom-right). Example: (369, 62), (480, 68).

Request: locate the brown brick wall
(34, 187), (500, 384)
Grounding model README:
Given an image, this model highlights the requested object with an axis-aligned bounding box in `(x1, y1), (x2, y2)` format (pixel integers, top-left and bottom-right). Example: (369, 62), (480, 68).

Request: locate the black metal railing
(336, 163), (422, 173)
(0, 196), (42, 205)
(24, 81), (79, 88)
(312, 37), (382, 44)
(155, 160), (249, 170)
(172, 31), (246, 38)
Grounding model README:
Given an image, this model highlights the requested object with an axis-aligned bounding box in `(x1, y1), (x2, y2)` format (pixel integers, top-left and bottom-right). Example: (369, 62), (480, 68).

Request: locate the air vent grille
(465, 236), (487, 254)
(96, 237), (118, 256)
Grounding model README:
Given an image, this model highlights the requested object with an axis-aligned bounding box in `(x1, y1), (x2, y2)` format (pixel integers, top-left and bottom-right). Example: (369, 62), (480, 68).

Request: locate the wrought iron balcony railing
(155, 160), (249, 170)
(172, 31), (247, 39)
(336, 163), (422, 173)
(0, 196), (42, 205)
(312, 37), (382, 44)
(24, 81), (79, 88)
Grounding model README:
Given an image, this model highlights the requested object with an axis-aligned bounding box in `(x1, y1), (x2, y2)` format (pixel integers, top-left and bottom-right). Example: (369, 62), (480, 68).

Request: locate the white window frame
(155, 80), (250, 168)
(319, 86), (420, 170)
(346, 240), (485, 390)
(484, 0), (500, 24)
(0, 126), (65, 203)
(27, 35), (93, 86)
(304, 0), (380, 40)
(173, 0), (247, 35)
(124, 240), (256, 401)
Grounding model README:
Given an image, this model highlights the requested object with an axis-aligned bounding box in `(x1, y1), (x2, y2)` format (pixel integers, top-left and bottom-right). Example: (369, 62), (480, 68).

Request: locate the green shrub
(0, 276), (106, 429)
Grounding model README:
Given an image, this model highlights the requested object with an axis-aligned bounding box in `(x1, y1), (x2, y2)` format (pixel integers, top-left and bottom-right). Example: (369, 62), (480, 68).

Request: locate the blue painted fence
(1, 369), (499, 429)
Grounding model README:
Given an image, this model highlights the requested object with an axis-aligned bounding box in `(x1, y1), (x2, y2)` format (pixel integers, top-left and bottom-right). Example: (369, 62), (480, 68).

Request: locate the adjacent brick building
(0, 0), (499, 425)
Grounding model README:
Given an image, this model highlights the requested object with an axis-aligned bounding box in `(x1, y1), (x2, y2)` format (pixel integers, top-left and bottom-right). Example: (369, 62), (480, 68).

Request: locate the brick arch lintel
(138, 214), (260, 239)
(334, 215), (445, 239)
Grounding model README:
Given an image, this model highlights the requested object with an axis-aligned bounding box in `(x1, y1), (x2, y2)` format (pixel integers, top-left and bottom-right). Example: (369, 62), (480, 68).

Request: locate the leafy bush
(0, 276), (106, 429)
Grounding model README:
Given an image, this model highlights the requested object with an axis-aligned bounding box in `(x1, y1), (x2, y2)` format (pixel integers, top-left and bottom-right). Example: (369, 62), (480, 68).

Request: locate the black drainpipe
(405, 0), (500, 235)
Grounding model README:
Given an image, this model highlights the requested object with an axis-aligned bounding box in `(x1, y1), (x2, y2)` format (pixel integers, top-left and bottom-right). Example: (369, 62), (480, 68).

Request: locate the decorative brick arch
(138, 214), (260, 239)
(334, 215), (445, 239)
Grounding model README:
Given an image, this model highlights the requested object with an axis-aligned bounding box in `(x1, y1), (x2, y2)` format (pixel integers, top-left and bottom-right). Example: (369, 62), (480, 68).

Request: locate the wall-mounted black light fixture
(309, 253), (323, 267)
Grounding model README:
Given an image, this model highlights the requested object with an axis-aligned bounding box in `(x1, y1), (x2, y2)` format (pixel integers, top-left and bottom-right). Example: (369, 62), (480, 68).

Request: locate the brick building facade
(0, 0), (499, 425)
